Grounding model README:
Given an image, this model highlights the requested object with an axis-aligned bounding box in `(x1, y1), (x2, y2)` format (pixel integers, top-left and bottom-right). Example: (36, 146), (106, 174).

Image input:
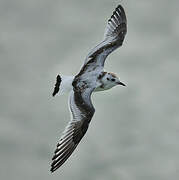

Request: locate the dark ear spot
(98, 74), (102, 79)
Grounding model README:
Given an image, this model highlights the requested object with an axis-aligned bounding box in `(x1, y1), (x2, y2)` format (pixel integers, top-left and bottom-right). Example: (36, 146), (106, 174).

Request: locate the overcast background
(0, 0), (179, 180)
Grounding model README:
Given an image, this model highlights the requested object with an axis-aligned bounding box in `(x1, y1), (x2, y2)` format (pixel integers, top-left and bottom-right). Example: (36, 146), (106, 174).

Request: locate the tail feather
(52, 75), (74, 96)
(52, 75), (62, 97)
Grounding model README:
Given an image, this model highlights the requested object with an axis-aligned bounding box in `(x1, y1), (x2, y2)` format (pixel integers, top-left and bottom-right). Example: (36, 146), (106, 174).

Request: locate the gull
(51, 4), (127, 172)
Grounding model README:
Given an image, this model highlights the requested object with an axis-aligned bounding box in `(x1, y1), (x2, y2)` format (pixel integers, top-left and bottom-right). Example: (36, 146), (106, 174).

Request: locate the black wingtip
(109, 4), (126, 23)
(52, 75), (61, 97)
(116, 4), (124, 11)
(50, 161), (57, 173)
(50, 167), (55, 173)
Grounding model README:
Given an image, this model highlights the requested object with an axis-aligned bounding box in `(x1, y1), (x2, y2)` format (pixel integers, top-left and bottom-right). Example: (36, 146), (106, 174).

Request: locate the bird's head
(102, 72), (126, 89)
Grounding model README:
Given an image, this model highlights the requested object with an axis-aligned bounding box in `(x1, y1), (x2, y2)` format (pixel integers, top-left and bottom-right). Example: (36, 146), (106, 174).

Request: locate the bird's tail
(52, 75), (74, 96)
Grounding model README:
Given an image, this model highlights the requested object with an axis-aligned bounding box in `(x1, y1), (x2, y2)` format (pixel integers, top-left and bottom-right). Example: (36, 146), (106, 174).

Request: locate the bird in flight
(51, 4), (127, 172)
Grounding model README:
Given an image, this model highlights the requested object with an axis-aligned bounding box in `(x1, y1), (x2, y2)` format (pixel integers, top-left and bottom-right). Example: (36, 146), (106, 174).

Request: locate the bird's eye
(107, 78), (110, 80)
(111, 78), (115, 82)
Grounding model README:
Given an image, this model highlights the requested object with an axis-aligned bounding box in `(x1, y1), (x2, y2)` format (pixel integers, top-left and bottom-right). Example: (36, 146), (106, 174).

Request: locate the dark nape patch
(98, 72), (107, 80)
(52, 75), (61, 97)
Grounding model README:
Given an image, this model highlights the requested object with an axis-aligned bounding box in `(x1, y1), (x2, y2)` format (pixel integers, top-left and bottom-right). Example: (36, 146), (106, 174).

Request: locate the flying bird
(51, 5), (127, 172)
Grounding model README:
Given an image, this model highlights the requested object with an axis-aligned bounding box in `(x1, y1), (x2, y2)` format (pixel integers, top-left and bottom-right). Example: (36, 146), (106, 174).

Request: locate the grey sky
(0, 1), (179, 180)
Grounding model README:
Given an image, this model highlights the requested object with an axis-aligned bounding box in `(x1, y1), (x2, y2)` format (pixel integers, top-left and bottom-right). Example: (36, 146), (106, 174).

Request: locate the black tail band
(52, 75), (61, 97)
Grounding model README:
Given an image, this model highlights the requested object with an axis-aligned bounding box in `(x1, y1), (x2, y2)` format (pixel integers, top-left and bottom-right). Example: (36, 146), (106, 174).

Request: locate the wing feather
(81, 5), (127, 70)
(50, 89), (95, 172)
(104, 5), (127, 39)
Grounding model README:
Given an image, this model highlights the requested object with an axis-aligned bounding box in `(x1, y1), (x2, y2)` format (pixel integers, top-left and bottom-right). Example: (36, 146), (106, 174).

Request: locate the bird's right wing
(50, 87), (95, 172)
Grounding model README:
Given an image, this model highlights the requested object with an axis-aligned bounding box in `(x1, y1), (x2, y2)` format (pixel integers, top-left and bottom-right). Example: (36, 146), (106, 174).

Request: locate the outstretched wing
(80, 5), (127, 76)
(51, 88), (95, 172)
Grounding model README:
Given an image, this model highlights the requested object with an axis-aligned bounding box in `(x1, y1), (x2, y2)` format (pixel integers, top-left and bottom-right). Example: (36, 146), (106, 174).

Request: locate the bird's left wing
(51, 87), (95, 172)
(80, 5), (127, 75)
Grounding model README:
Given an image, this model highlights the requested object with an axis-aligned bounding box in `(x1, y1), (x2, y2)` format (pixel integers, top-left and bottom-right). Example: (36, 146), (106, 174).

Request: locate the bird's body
(51, 5), (127, 172)
(53, 71), (125, 96)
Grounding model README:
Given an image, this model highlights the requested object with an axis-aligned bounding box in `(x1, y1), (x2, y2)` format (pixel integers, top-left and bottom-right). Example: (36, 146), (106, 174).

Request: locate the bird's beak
(117, 81), (126, 86)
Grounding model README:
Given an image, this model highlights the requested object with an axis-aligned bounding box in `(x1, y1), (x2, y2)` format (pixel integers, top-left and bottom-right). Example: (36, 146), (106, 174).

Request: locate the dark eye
(107, 78), (110, 80)
(111, 78), (115, 82)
